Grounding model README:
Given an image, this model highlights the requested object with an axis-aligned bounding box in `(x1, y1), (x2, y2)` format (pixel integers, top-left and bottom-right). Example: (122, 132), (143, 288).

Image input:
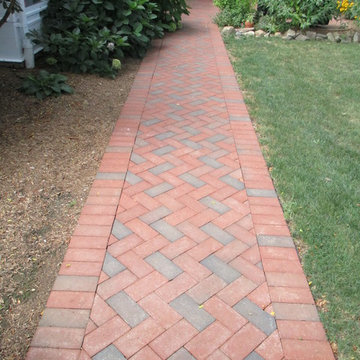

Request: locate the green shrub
(214, 7), (247, 27)
(31, 0), (165, 77)
(256, 14), (281, 33)
(154, 0), (190, 31)
(19, 70), (74, 99)
(213, 0), (238, 11)
(213, 0), (257, 26)
(258, 0), (337, 29)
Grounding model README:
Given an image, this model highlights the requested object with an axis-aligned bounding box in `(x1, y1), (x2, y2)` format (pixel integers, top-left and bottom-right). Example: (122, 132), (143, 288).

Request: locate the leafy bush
(154, 0), (190, 31)
(213, 0), (257, 26)
(258, 0), (337, 29)
(31, 0), (165, 77)
(214, 7), (248, 27)
(256, 14), (280, 33)
(213, 0), (238, 11)
(19, 70), (74, 99)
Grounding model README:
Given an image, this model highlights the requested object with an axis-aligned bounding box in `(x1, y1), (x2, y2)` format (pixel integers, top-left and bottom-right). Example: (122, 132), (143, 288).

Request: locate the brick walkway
(26, 1), (335, 359)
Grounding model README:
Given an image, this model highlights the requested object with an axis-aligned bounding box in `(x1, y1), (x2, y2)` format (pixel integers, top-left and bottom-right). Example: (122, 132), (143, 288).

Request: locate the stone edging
(222, 26), (360, 43)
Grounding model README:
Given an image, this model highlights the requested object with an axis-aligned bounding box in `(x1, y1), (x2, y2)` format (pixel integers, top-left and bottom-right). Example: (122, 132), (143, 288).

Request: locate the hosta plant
(20, 70), (74, 99)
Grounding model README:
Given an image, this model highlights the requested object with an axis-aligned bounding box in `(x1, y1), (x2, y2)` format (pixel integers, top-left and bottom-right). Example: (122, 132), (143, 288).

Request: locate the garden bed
(0, 58), (140, 359)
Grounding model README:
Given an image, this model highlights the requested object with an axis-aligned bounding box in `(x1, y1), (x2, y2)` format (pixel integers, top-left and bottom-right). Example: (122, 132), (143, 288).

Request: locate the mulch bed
(0, 58), (140, 359)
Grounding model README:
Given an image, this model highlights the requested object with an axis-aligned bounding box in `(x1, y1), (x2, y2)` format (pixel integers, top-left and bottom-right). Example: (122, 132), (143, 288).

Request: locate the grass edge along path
(224, 36), (360, 360)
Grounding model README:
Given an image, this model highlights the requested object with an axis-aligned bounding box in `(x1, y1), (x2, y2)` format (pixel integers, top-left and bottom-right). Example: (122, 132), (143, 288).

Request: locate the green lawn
(225, 36), (360, 359)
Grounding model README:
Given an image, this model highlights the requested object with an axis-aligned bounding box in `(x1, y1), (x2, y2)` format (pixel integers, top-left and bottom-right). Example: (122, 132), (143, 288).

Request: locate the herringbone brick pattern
(26, 0), (334, 359)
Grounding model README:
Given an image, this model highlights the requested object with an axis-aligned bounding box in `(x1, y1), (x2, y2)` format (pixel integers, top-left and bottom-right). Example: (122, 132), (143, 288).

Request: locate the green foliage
(214, 7), (247, 27)
(213, 0), (257, 27)
(153, 0), (190, 31)
(30, 0), (166, 77)
(19, 70), (74, 99)
(256, 15), (281, 33)
(257, 0), (337, 29)
(213, 0), (238, 11)
(352, 1), (360, 21)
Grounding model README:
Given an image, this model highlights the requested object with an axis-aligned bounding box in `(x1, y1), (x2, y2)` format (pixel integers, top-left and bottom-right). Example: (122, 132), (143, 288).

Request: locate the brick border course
(26, 40), (163, 359)
(208, 22), (334, 359)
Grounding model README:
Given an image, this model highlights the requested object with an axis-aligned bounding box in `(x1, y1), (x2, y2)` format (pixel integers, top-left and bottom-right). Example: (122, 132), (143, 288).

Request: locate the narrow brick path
(26, 1), (335, 359)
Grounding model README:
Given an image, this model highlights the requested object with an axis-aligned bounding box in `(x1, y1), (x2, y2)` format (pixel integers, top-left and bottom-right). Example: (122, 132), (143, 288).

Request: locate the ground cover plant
(20, 70), (74, 99)
(224, 36), (360, 359)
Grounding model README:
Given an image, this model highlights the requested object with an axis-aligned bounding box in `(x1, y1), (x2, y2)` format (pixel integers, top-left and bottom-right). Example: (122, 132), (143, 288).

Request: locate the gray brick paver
(182, 125), (200, 135)
(200, 196), (230, 214)
(257, 235), (295, 248)
(206, 134), (227, 143)
(201, 255), (241, 283)
(220, 174), (245, 190)
(168, 348), (196, 360)
(244, 352), (265, 360)
(150, 219), (184, 242)
(53, 275), (98, 292)
(180, 139), (202, 150)
(199, 155), (223, 169)
(140, 206), (172, 224)
(170, 294), (215, 331)
(145, 182), (174, 197)
(153, 145), (176, 156)
(233, 298), (277, 336)
(201, 223), (234, 245)
(229, 115), (251, 122)
(143, 118), (161, 126)
(155, 131), (176, 140)
(39, 309), (90, 328)
(130, 153), (146, 164)
(125, 171), (142, 185)
(95, 172), (125, 180)
(145, 252), (183, 280)
(246, 189), (277, 198)
(179, 173), (205, 188)
(112, 220), (132, 240)
(92, 344), (126, 360)
(149, 162), (175, 175)
(102, 252), (126, 277)
(106, 291), (148, 328)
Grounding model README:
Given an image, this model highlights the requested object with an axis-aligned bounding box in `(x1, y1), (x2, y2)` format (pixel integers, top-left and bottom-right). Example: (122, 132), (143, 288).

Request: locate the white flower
(107, 42), (115, 51)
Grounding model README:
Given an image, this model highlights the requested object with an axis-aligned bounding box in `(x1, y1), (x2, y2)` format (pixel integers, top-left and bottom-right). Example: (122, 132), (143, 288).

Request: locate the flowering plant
(337, 0), (360, 21)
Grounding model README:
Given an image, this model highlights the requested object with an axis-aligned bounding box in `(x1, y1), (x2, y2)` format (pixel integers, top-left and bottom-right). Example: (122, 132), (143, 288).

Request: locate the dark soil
(0, 58), (140, 359)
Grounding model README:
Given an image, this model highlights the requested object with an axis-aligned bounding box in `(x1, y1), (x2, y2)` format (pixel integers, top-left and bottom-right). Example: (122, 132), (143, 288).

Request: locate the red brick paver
(26, 0), (334, 359)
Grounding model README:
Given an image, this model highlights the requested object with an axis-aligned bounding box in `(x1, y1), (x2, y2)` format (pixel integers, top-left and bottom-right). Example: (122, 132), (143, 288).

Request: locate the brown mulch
(0, 58), (140, 360)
